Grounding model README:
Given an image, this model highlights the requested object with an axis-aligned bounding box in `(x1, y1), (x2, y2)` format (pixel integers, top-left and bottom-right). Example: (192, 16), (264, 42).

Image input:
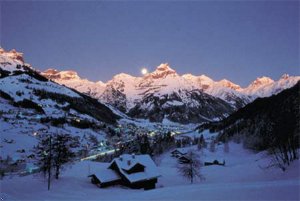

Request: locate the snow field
(1, 137), (299, 201)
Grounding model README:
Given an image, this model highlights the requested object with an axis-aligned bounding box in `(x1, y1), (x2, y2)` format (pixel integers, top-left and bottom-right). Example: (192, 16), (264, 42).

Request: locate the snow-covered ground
(1, 139), (299, 200)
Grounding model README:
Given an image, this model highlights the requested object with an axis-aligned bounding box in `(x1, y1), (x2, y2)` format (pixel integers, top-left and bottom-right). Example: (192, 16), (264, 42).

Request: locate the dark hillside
(197, 81), (300, 151)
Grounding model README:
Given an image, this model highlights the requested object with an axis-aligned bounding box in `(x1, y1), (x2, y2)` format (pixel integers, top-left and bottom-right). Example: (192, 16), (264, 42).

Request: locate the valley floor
(1, 142), (299, 201)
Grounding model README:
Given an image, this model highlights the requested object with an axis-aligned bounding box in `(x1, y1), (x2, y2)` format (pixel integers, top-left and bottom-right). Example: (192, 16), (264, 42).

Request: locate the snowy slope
(0, 49), (120, 170)
(0, 53), (118, 123)
(1, 138), (299, 200)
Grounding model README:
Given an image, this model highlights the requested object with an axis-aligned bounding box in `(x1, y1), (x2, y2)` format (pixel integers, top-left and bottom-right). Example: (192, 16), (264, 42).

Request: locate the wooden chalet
(178, 155), (191, 164)
(170, 148), (188, 158)
(89, 169), (121, 188)
(89, 154), (160, 190)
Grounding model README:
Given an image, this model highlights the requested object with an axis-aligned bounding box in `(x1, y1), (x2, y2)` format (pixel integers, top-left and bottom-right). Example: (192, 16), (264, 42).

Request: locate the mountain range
(1, 48), (299, 124)
(42, 62), (299, 123)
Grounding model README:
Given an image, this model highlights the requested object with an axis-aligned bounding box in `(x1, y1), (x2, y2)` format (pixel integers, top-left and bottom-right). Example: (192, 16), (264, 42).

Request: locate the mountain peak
(0, 48), (25, 63)
(156, 63), (174, 71)
(42, 68), (80, 80)
(43, 68), (59, 75)
(149, 63), (177, 79)
(218, 79), (241, 90)
(250, 76), (274, 87)
(280, 74), (289, 80)
(112, 73), (136, 81)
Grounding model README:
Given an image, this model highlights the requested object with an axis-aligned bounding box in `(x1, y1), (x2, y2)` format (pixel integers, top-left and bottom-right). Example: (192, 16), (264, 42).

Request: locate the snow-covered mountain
(182, 73), (249, 108)
(43, 63), (236, 123)
(42, 62), (299, 123)
(126, 64), (234, 123)
(241, 74), (300, 99)
(0, 49), (118, 124)
(0, 48), (120, 165)
(41, 69), (106, 100)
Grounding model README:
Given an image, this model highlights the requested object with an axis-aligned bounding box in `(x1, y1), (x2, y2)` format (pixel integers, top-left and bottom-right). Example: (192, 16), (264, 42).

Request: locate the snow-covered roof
(109, 154), (161, 183)
(93, 168), (121, 183)
(173, 148), (190, 155)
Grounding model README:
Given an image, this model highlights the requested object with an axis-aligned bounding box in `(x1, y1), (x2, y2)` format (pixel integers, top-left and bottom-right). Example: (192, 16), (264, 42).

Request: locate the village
(0, 112), (218, 188)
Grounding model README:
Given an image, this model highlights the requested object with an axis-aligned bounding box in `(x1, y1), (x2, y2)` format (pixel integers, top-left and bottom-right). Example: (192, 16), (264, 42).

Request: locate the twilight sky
(1, 1), (299, 87)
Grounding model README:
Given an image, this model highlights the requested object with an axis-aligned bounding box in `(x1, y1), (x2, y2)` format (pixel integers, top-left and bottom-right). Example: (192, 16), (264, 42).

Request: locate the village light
(149, 131), (155, 137)
(43, 151), (48, 156)
(170, 132), (176, 136)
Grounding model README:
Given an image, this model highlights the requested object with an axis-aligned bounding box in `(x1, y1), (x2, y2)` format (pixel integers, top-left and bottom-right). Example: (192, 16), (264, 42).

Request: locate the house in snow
(178, 155), (191, 164)
(170, 148), (188, 158)
(171, 149), (186, 158)
(89, 154), (160, 190)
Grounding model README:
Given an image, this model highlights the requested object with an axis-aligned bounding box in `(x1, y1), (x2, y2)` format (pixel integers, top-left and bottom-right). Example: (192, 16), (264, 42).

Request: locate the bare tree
(197, 134), (206, 151)
(34, 132), (79, 191)
(33, 134), (52, 190)
(52, 133), (80, 179)
(223, 139), (229, 153)
(177, 150), (203, 184)
(209, 140), (216, 153)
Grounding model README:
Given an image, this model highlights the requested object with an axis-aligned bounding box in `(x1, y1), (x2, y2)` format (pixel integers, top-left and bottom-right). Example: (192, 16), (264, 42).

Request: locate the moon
(141, 68), (148, 75)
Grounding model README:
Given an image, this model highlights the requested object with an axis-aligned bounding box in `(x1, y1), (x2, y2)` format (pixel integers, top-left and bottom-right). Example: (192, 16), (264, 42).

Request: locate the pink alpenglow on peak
(0, 48), (24, 62)
(42, 69), (80, 80)
(43, 68), (59, 75)
(218, 79), (242, 90)
(0, 48), (25, 63)
(249, 76), (274, 88)
(148, 63), (177, 79)
(0, 48), (27, 72)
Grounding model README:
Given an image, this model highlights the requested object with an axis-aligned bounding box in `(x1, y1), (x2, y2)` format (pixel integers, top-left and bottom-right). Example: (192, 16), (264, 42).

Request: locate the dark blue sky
(1, 1), (299, 86)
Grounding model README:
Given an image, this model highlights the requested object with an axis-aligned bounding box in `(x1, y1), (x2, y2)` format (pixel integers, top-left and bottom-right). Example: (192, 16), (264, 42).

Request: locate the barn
(89, 154), (161, 190)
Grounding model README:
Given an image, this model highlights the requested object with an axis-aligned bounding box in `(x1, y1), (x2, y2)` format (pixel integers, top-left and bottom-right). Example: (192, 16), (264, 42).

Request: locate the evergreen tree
(139, 134), (152, 155)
